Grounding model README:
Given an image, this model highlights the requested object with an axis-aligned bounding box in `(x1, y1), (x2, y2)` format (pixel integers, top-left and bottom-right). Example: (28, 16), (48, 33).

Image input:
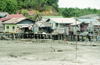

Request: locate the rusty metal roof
(0, 18), (11, 22)
(3, 18), (27, 24)
(7, 14), (25, 18)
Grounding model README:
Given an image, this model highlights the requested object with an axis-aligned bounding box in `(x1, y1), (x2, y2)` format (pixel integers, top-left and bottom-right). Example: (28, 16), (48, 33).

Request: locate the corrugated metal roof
(91, 22), (100, 25)
(7, 14), (25, 18)
(0, 14), (25, 22)
(43, 16), (63, 18)
(36, 21), (51, 27)
(78, 19), (98, 22)
(77, 14), (99, 19)
(50, 18), (78, 24)
(0, 18), (11, 21)
(0, 12), (8, 17)
(70, 21), (82, 25)
(0, 21), (3, 27)
(3, 18), (27, 24)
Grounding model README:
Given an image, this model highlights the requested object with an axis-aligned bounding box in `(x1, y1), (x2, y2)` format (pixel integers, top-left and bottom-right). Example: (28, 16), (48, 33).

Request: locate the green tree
(19, 9), (29, 17)
(61, 7), (100, 17)
(29, 12), (42, 21)
(62, 8), (75, 17)
(0, 0), (59, 14)
(0, 0), (18, 14)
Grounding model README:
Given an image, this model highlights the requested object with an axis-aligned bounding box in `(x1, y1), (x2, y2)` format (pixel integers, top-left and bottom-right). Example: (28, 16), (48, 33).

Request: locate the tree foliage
(61, 7), (100, 17)
(0, 0), (18, 14)
(29, 12), (42, 21)
(19, 9), (29, 17)
(0, 0), (59, 14)
(1, 0), (100, 17)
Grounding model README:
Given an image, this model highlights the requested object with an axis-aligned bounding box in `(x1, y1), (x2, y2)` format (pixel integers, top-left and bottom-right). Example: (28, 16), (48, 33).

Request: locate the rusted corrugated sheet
(0, 18), (11, 22)
(3, 18), (27, 24)
(7, 14), (25, 18)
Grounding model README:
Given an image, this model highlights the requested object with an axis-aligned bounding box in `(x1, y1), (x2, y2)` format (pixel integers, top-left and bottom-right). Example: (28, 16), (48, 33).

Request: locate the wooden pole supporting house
(43, 34), (44, 39)
(26, 34), (28, 38)
(13, 33), (15, 40)
(34, 33), (35, 39)
(69, 35), (71, 41)
(71, 35), (73, 41)
(70, 35), (71, 41)
(40, 34), (41, 39)
(72, 35), (74, 41)
(49, 34), (50, 39)
(36, 34), (38, 41)
(32, 33), (34, 38)
(59, 34), (61, 40)
(44, 34), (46, 39)
(61, 34), (63, 40)
(40, 34), (42, 39)
(15, 33), (17, 40)
(67, 35), (69, 41)
(68, 35), (69, 41)
(58, 34), (60, 40)
(97, 29), (100, 42)
(66, 35), (68, 41)
(64, 28), (66, 41)
(22, 33), (24, 39)
(30, 34), (32, 39)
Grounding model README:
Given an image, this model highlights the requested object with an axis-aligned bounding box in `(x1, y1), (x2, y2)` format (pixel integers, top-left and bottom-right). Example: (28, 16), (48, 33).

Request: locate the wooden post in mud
(34, 33), (35, 39)
(75, 21), (77, 49)
(13, 33), (15, 40)
(44, 34), (45, 39)
(58, 34), (60, 40)
(61, 34), (63, 40)
(40, 34), (41, 39)
(64, 28), (66, 41)
(75, 14), (77, 59)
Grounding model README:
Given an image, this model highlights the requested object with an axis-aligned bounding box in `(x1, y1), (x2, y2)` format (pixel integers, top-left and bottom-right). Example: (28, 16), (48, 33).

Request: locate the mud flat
(0, 40), (100, 65)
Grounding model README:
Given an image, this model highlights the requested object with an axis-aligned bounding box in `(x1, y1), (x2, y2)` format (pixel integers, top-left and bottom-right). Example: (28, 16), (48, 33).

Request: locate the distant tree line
(59, 7), (100, 17)
(1, 0), (100, 17)
(0, 0), (59, 14)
